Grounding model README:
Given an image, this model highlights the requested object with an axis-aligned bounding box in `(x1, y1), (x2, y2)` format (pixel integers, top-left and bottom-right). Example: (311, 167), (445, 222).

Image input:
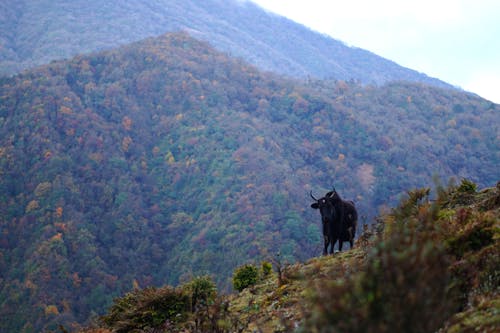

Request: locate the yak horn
(310, 190), (318, 201)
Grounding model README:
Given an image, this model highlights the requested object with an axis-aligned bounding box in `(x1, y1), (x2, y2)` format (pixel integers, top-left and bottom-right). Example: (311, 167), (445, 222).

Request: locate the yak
(310, 188), (358, 255)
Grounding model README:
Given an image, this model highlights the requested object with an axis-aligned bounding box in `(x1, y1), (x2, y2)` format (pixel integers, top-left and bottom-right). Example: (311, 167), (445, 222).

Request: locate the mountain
(0, 32), (498, 332)
(0, 0), (450, 88)
(85, 181), (500, 332)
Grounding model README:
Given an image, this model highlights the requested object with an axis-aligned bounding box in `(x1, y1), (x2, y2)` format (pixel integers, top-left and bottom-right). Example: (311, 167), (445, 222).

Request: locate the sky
(250, 0), (500, 104)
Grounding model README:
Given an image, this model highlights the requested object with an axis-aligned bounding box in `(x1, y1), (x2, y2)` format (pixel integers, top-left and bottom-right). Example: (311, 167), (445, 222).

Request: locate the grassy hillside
(0, 0), (450, 88)
(81, 180), (500, 332)
(0, 32), (498, 332)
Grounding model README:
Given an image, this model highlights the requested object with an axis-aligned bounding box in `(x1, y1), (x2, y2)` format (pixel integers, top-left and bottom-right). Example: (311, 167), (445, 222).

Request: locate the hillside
(0, 0), (450, 88)
(82, 180), (500, 332)
(0, 32), (498, 332)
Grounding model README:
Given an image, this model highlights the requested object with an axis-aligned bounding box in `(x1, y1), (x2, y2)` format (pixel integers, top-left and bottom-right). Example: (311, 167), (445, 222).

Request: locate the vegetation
(261, 261), (273, 278)
(304, 181), (499, 333)
(80, 180), (499, 332)
(183, 275), (217, 312)
(0, 31), (498, 332)
(232, 264), (260, 292)
(100, 286), (190, 332)
(99, 276), (218, 332)
(304, 197), (453, 332)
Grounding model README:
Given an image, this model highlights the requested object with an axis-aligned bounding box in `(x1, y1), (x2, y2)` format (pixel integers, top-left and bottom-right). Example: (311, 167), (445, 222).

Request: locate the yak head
(310, 190), (336, 224)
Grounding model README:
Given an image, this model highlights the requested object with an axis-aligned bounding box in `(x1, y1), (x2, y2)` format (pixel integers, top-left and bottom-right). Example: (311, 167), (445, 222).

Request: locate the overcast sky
(250, 0), (500, 104)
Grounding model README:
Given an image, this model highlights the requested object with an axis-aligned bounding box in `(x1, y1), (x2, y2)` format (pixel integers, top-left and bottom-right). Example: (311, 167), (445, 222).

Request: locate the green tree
(232, 264), (259, 292)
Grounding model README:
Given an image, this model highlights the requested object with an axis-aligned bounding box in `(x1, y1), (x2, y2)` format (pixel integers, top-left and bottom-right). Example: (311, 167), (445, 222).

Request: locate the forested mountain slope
(0, 32), (497, 332)
(0, 0), (449, 88)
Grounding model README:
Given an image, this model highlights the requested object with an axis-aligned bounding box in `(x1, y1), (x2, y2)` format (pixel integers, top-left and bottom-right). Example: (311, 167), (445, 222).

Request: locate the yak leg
(348, 227), (354, 249)
(323, 235), (330, 256)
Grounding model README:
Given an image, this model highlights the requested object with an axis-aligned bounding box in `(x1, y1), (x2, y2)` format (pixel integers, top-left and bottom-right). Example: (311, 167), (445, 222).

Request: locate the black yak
(310, 188), (358, 254)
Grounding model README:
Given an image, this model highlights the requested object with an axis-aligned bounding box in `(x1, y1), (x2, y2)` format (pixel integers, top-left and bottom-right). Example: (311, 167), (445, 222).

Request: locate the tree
(232, 264), (259, 292)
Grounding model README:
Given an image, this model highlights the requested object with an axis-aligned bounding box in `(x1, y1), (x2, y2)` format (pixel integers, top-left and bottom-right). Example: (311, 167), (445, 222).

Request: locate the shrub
(182, 275), (217, 311)
(446, 178), (479, 206)
(261, 261), (273, 278)
(100, 286), (190, 332)
(232, 264), (259, 292)
(457, 178), (477, 194)
(392, 187), (430, 221)
(446, 220), (494, 258)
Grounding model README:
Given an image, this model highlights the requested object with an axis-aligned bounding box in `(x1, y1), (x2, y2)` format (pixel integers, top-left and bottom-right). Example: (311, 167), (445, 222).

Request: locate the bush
(261, 261), (273, 278)
(100, 286), (190, 332)
(232, 264), (259, 292)
(392, 188), (431, 220)
(446, 220), (494, 258)
(182, 275), (217, 311)
(392, 187), (430, 220)
(445, 178), (479, 206)
(457, 178), (477, 194)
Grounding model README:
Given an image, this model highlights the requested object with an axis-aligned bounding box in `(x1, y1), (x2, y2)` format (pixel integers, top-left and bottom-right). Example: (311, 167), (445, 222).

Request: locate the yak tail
(352, 209), (358, 222)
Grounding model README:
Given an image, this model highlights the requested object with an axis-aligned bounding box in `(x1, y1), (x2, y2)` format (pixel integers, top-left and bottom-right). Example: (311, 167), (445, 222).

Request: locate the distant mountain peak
(1, 0), (450, 88)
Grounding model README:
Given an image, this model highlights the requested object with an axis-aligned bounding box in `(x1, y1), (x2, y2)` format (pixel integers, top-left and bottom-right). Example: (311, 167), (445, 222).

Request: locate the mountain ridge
(0, 0), (451, 89)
